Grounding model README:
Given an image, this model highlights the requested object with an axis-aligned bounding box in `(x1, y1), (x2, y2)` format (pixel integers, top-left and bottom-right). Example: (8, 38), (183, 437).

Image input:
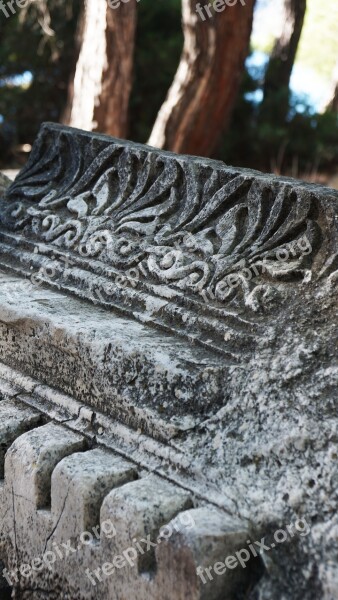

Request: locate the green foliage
(219, 60), (338, 177)
(241, 0), (338, 177)
(0, 0), (181, 161)
(0, 1), (80, 163)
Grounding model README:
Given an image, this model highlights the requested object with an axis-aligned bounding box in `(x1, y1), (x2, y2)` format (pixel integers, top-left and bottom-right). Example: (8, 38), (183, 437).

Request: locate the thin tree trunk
(261, 0), (306, 121)
(327, 60), (338, 112)
(61, 3), (86, 126)
(148, 0), (255, 157)
(64, 0), (137, 138)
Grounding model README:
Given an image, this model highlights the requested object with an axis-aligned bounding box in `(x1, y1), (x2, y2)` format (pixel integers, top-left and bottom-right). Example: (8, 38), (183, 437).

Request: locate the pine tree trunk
(64, 0), (137, 138)
(261, 0), (306, 121)
(61, 3), (86, 126)
(330, 84), (338, 112)
(327, 61), (338, 112)
(148, 0), (255, 157)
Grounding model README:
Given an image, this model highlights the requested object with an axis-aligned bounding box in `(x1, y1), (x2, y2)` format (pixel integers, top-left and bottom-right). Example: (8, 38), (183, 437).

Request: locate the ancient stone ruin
(0, 122), (337, 599)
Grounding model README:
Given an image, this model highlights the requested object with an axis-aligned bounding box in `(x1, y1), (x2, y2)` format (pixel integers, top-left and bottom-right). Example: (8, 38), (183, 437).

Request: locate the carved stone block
(0, 124), (337, 599)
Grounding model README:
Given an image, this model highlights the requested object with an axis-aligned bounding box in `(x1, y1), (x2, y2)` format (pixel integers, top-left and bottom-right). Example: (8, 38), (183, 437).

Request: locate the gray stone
(0, 123), (337, 598)
(0, 173), (11, 197)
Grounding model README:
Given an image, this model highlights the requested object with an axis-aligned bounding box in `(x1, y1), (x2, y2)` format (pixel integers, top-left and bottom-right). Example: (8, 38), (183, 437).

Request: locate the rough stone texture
(0, 270), (230, 440)
(0, 124), (337, 599)
(0, 373), (258, 600)
(0, 173), (11, 197)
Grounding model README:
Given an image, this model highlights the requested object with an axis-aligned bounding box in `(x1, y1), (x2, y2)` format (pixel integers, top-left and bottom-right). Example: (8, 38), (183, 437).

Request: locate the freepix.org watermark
(108, 0), (142, 8)
(0, 0), (247, 22)
(2, 519), (117, 586)
(106, 0), (247, 21)
(1, 230), (313, 307)
(200, 233), (313, 303)
(0, 0), (30, 18)
(85, 511), (196, 586)
(196, 0), (246, 21)
(196, 518), (311, 585)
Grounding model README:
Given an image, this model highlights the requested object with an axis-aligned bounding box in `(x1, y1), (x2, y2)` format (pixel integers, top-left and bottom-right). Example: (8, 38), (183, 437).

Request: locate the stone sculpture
(0, 123), (337, 599)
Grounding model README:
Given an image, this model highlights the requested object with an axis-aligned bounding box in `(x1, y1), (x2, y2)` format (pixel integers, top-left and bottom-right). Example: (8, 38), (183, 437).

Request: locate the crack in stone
(11, 486), (19, 580)
(43, 486), (70, 555)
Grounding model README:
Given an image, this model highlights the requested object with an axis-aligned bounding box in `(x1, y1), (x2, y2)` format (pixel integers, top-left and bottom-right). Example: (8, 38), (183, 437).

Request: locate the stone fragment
(0, 124), (337, 598)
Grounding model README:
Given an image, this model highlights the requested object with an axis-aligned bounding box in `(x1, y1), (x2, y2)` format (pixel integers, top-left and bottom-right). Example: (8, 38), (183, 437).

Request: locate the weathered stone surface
(0, 374), (248, 600)
(0, 173), (11, 197)
(0, 270), (230, 439)
(0, 124), (337, 599)
(0, 398), (42, 478)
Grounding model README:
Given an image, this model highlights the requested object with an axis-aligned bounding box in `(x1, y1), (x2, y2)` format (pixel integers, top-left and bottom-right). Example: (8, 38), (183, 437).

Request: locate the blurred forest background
(1, 0), (338, 186)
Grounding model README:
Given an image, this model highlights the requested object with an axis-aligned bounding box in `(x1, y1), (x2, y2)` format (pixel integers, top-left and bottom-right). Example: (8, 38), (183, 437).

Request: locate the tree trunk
(61, 2), (86, 126)
(327, 60), (338, 112)
(261, 0), (306, 121)
(148, 0), (255, 157)
(64, 0), (137, 138)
